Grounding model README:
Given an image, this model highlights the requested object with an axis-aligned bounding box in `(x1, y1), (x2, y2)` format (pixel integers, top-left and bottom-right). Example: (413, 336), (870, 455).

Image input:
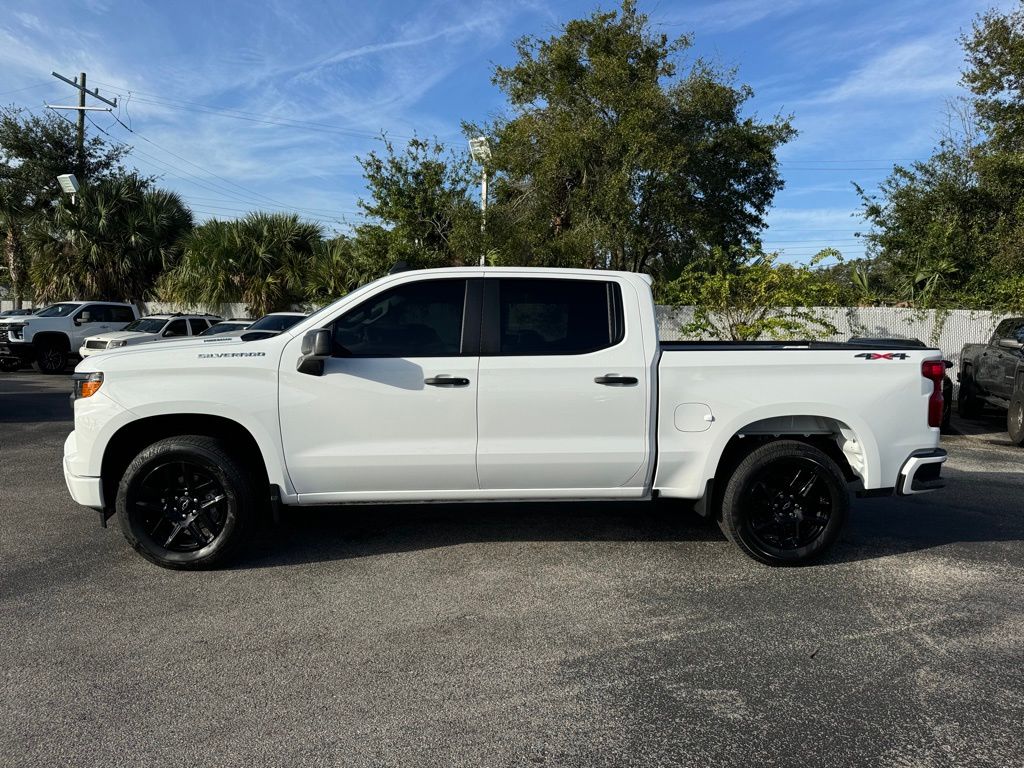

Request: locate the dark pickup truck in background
(959, 317), (1024, 445)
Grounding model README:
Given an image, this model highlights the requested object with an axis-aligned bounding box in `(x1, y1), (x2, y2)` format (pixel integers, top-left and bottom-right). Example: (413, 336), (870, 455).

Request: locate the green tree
(469, 0), (794, 277)
(160, 212), (322, 316)
(356, 137), (481, 269)
(0, 107), (129, 306)
(858, 3), (1024, 309)
(303, 234), (393, 305)
(660, 248), (842, 340)
(25, 174), (191, 303)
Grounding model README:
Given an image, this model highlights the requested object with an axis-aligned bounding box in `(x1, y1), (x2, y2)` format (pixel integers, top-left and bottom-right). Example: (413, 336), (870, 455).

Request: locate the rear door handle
(594, 374), (638, 386)
(424, 376), (470, 387)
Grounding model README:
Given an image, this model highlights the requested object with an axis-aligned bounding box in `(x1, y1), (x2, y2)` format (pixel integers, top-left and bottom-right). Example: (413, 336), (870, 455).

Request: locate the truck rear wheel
(1008, 394), (1024, 447)
(116, 436), (255, 569)
(957, 371), (983, 418)
(35, 339), (68, 374)
(718, 440), (849, 566)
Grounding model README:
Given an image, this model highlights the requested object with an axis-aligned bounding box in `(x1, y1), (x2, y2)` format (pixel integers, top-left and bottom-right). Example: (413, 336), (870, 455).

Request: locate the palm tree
(160, 212), (322, 317)
(25, 175), (192, 303)
(0, 185), (27, 308)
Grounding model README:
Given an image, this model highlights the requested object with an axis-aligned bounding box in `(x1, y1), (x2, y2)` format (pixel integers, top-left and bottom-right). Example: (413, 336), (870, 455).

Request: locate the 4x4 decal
(855, 352), (910, 360)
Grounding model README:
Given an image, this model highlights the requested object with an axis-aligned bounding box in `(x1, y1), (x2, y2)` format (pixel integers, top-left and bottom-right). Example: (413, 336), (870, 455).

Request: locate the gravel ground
(1, 371), (1022, 767)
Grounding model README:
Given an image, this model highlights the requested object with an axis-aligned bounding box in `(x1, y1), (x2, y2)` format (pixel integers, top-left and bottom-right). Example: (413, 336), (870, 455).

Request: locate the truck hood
(75, 332), (281, 373)
(86, 330), (158, 343)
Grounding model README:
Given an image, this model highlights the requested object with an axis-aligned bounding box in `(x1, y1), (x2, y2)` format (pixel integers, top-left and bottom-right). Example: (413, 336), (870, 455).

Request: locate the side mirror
(998, 338), (1023, 350)
(297, 328), (332, 376)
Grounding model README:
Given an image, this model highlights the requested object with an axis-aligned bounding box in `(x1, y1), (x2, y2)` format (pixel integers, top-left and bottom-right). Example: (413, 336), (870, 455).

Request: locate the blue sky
(0, 0), (1014, 262)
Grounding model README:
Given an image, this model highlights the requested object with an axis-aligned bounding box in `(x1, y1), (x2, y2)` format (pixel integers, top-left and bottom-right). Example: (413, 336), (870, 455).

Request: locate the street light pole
(479, 168), (488, 266)
(468, 136), (491, 267)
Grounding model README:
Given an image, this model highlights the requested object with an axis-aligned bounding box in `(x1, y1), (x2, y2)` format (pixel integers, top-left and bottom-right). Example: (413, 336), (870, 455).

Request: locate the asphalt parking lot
(1, 371), (1022, 767)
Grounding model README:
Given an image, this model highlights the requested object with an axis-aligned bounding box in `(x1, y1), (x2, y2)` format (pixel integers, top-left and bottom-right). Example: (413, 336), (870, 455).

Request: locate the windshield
(35, 303), (82, 318)
(123, 318), (167, 334)
(248, 314), (304, 332)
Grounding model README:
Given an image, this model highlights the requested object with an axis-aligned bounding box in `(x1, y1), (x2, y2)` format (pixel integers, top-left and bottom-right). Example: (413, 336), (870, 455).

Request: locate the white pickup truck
(1, 301), (139, 373)
(63, 268), (947, 569)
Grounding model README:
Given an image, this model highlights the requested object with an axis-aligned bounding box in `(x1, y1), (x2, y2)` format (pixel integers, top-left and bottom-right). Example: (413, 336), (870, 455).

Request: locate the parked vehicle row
(959, 317), (1024, 445)
(0, 304), (307, 373)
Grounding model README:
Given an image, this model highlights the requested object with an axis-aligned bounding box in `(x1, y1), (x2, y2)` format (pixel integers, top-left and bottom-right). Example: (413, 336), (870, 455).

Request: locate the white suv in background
(80, 314), (220, 358)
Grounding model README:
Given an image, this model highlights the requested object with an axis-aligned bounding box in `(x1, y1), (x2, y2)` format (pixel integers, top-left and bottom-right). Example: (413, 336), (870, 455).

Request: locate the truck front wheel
(35, 339), (68, 374)
(116, 436), (256, 569)
(1008, 394), (1024, 447)
(718, 440), (849, 566)
(957, 371), (983, 418)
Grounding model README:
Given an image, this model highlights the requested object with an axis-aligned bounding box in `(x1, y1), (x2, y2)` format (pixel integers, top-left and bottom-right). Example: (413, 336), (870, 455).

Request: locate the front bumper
(897, 448), (947, 495)
(63, 432), (105, 510)
(0, 341), (34, 362)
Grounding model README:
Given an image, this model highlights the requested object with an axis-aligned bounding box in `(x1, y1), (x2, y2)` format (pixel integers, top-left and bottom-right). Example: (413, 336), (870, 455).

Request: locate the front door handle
(594, 374), (638, 386)
(425, 376), (470, 387)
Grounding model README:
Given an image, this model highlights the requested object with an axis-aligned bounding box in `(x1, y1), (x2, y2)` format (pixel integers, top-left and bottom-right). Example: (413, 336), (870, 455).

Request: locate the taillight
(922, 360), (945, 428)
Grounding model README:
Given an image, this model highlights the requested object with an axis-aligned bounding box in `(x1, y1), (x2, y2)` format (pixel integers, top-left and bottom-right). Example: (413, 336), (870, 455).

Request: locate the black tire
(957, 370), (983, 418)
(718, 440), (849, 566)
(116, 436), (257, 569)
(1008, 393), (1024, 447)
(34, 340), (68, 374)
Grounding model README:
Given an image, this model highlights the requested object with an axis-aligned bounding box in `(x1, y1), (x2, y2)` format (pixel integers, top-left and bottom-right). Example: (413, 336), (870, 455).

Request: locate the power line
(0, 81), (51, 99)
(106, 112), (302, 211)
(82, 112), (350, 222)
(91, 80), (459, 146)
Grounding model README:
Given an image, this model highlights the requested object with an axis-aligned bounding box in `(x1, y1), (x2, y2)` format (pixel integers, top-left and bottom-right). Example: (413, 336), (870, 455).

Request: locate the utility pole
(468, 137), (491, 267)
(47, 71), (117, 178)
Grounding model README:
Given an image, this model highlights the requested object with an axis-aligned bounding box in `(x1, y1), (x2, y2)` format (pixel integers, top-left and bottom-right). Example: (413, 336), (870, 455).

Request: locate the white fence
(2, 299), (1008, 366)
(656, 306), (1007, 367)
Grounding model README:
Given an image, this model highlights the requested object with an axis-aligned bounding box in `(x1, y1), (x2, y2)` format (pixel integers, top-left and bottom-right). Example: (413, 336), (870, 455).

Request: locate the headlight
(108, 340), (128, 348)
(71, 371), (103, 400)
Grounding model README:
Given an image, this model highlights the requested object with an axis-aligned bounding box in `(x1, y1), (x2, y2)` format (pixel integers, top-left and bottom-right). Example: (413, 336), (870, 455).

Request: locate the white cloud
(657, 0), (832, 34)
(812, 37), (961, 105)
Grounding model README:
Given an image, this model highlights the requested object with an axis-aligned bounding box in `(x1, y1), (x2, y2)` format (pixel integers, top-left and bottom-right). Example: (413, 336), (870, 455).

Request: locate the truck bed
(660, 340), (940, 351)
(652, 344), (942, 499)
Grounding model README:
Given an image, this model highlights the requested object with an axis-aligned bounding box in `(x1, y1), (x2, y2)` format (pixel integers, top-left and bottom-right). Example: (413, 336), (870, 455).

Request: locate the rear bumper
(63, 432), (105, 510)
(897, 448), (947, 495)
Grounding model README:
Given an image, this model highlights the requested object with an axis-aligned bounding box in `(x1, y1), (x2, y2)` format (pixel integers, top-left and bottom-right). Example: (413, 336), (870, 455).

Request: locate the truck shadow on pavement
(237, 467), (1024, 569)
(239, 499), (726, 569)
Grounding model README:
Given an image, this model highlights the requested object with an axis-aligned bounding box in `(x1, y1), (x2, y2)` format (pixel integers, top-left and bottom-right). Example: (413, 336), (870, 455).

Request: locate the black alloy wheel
(742, 458), (835, 555)
(35, 342), (67, 374)
(128, 460), (229, 552)
(718, 440), (849, 566)
(117, 436), (256, 569)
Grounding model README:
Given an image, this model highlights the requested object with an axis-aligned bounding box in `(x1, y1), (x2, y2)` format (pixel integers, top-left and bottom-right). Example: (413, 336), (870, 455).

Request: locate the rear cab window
(109, 306), (136, 324)
(483, 278), (624, 356)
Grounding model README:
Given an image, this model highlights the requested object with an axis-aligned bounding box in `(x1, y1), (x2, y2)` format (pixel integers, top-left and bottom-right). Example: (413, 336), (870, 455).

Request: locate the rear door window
(487, 278), (623, 355)
(110, 306), (136, 324)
